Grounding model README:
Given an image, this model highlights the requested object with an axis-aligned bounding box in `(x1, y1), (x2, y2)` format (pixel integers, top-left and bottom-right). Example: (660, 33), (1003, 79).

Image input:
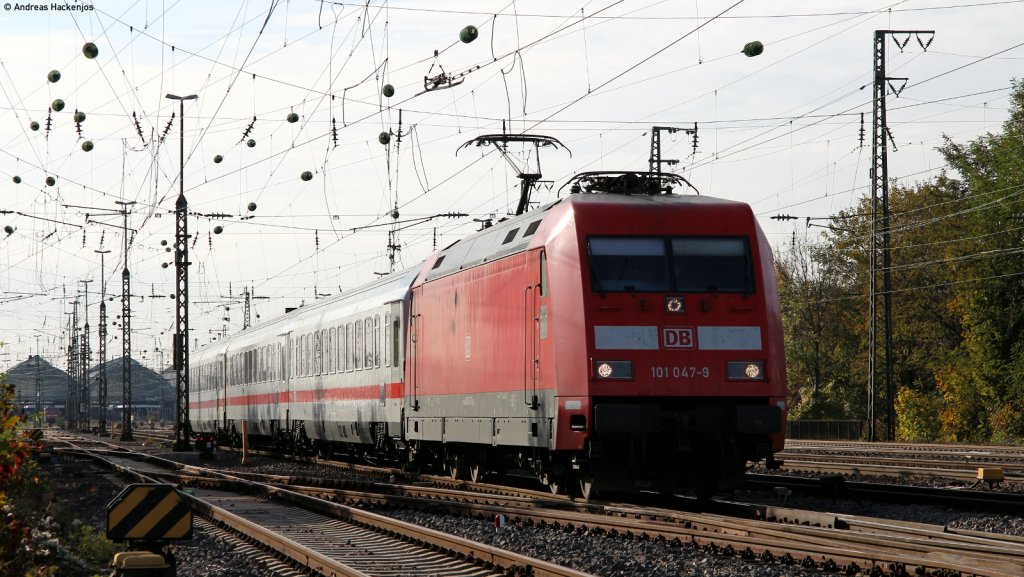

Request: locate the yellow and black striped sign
(106, 484), (193, 541)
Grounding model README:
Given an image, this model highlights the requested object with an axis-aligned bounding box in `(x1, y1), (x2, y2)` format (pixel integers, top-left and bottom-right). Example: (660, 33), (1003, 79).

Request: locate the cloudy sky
(1, 0), (1022, 371)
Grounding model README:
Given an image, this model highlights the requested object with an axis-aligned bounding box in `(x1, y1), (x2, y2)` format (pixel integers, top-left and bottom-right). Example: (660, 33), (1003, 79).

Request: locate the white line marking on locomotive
(696, 326), (762, 350)
(594, 326), (659, 350)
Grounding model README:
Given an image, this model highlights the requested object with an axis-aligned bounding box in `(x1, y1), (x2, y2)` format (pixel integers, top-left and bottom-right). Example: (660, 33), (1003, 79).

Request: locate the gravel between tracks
(36, 449), (1024, 577)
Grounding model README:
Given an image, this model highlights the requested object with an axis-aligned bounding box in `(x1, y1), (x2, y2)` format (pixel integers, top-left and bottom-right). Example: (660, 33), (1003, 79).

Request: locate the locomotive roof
(424, 191), (747, 282)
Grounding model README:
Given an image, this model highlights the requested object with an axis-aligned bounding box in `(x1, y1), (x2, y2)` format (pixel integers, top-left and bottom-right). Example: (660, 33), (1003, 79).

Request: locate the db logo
(663, 327), (695, 349)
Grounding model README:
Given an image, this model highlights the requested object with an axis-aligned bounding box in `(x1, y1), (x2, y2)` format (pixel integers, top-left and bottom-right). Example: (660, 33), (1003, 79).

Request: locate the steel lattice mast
(868, 30), (933, 442)
(96, 249), (111, 435)
(117, 200), (136, 441)
(167, 92), (197, 452)
(79, 279), (92, 430)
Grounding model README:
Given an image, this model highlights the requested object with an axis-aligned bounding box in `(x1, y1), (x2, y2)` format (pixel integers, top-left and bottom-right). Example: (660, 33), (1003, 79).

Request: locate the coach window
(355, 320), (363, 370)
(345, 323), (353, 371)
(374, 315), (381, 367)
(340, 324), (346, 371)
(321, 329), (328, 374)
(300, 335), (307, 377)
(339, 327), (348, 373)
(365, 317), (374, 368)
(392, 316), (401, 367)
(316, 331), (323, 375)
(328, 327), (336, 373)
(384, 314), (391, 367)
(307, 333), (313, 376)
(328, 329), (334, 373)
(340, 324), (348, 372)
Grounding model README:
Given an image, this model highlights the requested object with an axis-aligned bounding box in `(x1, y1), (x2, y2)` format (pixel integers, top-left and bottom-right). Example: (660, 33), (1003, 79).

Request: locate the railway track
(49, 432), (1024, 577)
(778, 439), (1024, 482)
(56, 445), (593, 577)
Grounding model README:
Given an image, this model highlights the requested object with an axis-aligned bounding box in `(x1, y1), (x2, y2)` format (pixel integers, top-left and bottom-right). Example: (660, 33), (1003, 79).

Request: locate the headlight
(727, 361), (765, 381)
(665, 296), (686, 313)
(594, 360), (633, 380)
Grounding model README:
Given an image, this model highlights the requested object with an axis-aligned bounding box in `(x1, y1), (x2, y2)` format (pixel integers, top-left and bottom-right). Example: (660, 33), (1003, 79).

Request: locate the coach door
(407, 293), (420, 412)
(283, 332), (292, 431)
(218, 354), (227, 430)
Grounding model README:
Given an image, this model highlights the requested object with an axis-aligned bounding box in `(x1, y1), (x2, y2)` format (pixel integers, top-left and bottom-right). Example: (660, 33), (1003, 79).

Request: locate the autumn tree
(780, 79), (1024, 443)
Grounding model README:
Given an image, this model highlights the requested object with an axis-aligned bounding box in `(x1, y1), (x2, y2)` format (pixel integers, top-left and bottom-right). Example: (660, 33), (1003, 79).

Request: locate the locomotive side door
(525, 248), (543, 410)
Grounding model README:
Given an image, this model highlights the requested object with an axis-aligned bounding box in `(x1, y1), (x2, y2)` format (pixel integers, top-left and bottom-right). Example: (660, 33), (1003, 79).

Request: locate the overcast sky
(1, 0), (1022, 372)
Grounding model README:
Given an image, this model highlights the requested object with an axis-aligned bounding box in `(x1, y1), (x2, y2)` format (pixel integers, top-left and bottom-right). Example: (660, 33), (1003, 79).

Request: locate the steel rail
(52, 433), (1024, 577)
(58, 447), (595, 577)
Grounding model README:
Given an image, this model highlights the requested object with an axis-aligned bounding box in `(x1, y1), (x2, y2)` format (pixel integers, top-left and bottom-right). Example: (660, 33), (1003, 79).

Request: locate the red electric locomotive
(190, 171), (786, 498)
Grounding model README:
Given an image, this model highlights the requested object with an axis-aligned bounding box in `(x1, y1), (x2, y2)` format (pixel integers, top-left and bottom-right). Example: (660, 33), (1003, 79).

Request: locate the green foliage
(69, 525), (121, 566)
(894, 388), (943, 441)
(777, 234), (863, 420)
(781, 79), (1024, 443)
(0, 378), (49, 576)
(0, 384), (30, 485)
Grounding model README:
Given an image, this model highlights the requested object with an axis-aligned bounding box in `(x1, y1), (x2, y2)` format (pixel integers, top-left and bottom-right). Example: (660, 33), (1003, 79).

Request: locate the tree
(778, 231), (863, 420)
(779, 79), (1024, 443)
(932, 79), (1024, 441)
(1, 378), (35, 575)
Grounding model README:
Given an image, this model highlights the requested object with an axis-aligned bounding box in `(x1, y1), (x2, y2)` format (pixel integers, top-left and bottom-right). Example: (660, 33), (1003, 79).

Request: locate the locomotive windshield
(588, 236), (754, 293)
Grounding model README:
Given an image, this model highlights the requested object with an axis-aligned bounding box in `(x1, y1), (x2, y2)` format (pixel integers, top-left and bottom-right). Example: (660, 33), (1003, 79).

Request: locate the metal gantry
(167, 92), (198, 452)
(868, 29), (934, 442)
(649, 124), (697, 174)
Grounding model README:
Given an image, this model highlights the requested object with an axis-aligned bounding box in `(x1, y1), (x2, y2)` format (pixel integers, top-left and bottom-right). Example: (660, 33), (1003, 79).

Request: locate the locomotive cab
(548, 172), (787, 497)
